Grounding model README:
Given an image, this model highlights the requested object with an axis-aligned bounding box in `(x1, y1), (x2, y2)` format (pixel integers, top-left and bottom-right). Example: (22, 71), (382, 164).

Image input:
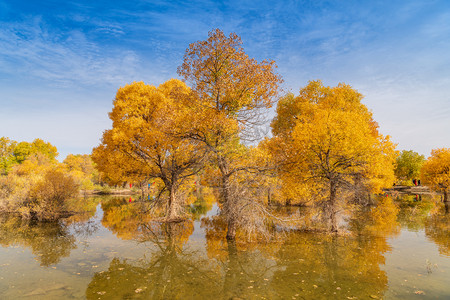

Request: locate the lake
(0, 194), (449, 299)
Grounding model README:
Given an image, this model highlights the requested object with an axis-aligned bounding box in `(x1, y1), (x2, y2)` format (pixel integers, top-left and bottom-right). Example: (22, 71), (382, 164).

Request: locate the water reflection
(100, 198), (153, 240)
(203, 212), (392, 299)
(425, 203), (450, 257)
(0, 215), (77, 266)
(88, 225), (392, 299)
(269, 234), (389, 299)
(0, 197), (100, 267)
(396, 194), (438, 231)
(86, 222), (218, 299)
(348, 196), (400, 237)
(2, 194), (450, 299)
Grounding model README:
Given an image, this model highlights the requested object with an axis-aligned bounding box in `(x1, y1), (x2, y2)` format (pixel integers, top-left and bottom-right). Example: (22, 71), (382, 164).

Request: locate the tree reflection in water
(87, 197), (405, 299)
(86, 221), (222, 299)
(0, 197), (99, 267)
(395, 194), (439, 231)
(425, 202), (450, 257)
(202, 210), (393, 299)
(0, 215), (77, 266)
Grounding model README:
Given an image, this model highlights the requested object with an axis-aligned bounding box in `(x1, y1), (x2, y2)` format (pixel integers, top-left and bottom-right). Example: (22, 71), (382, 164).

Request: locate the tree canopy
(268, 81), (397, 231)
(92, 79), (207, 219)
(421, 148), (450, 202)
(0, 137), (58, 175)
(394, 150), (425, 183)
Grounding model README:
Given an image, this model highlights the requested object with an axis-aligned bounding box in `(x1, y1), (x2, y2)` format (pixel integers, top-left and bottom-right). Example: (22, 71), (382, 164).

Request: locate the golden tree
(268, 81), (396, 232)
(63, 154), (98, 190)
(92, 79), (207, 220)
(177, 28), (282, 239)
(421, 148), (450, 202)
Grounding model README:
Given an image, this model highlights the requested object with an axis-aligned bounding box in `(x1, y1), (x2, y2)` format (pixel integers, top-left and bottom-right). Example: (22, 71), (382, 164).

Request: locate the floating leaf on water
(414, 290), (425, 295)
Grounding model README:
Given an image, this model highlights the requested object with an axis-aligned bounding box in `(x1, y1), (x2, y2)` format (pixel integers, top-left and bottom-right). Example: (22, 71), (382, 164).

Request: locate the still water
(0, 195), (449, 299)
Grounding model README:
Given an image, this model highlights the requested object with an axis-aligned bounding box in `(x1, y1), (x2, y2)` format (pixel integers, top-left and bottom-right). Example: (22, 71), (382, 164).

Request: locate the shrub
(0, 168), (79, 220)
(28, 169), (79, 220)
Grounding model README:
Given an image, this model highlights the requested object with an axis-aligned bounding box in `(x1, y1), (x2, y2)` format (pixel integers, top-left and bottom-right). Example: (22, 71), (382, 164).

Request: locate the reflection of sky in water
(0, 195), (449, 299)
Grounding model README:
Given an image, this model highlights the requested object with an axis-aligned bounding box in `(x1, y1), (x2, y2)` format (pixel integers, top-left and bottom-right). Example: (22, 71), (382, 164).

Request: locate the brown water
(0, 195), (449, 299)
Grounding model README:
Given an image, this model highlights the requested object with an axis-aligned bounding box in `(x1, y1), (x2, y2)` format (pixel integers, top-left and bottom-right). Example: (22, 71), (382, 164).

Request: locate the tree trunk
(444, 189), (448, 203)
(226, 218), (237, 240)
(329, 179), (338, 233)
(218, 157), (238, 240)
(367, 192), (373, 206)
(222, 176), (238, 240)
(166, 185), (177, 220)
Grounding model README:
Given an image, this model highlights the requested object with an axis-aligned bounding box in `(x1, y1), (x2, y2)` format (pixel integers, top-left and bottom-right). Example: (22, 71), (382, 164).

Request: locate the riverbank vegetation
(1, 29), (450, 238)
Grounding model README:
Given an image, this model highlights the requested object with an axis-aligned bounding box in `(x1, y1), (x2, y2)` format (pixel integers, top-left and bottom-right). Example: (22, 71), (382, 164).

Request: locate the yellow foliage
(421, 148), (450, 200)
(269, 81), (396, 198)
(268, 81), (397, 231)
(93, 79), (208, 219)
(63, 154), (98, 190)
(0, 153), (80, 220)
(178, 28), (282, 118)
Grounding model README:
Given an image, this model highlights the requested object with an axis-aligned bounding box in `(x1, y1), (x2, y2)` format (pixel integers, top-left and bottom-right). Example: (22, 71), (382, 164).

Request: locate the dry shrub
(0, 167), (79, 220)
(28, 169), (79, 220)
(0, 172), (33, 213)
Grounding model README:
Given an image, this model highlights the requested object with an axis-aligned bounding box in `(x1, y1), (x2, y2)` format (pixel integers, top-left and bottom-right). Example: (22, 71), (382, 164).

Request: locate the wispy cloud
(0, 17), (143, 88)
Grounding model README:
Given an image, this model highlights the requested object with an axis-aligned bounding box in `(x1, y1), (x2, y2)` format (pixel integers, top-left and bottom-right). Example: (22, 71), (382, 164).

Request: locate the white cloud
(0, 17), (144, 88)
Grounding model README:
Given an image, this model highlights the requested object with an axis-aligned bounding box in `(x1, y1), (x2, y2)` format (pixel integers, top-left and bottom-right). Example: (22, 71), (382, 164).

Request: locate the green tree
(0, 137), (17, 175)
(394, 150), (425, 184)
(13, 139), (58, 164)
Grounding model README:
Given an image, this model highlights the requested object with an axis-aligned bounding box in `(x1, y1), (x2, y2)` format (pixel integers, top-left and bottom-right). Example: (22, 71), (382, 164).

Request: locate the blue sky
(1, 0), (449, 159)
